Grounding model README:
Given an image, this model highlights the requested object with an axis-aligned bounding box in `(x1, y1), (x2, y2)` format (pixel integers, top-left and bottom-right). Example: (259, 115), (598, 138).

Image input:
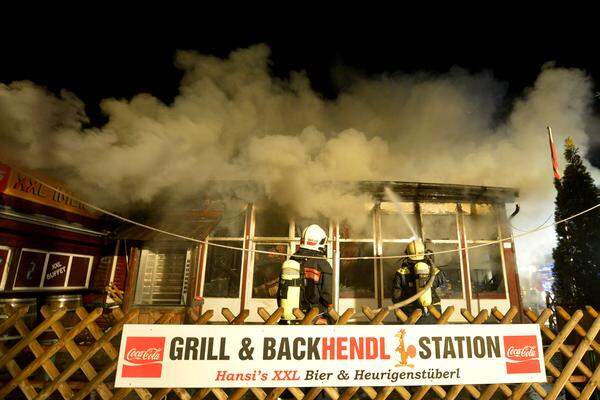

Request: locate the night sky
(1, 15), (598, 159)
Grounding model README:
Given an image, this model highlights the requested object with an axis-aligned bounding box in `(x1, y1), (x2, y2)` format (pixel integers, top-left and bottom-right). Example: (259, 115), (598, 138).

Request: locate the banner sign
(115, 324), (545, 388)
(0, 162), (98, 218)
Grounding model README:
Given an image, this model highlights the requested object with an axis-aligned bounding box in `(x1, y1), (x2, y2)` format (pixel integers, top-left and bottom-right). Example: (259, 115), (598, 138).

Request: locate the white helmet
(406, 238), (425, 261)
(300, 224), (328, 252)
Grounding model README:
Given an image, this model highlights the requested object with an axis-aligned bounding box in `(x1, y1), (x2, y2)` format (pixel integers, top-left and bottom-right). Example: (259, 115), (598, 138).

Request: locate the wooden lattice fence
(1, 289), (600, 400)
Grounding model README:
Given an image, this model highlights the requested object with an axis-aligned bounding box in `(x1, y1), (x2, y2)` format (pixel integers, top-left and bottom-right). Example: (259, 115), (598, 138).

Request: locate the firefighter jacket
(392, 252), (447, 308)
(277, 247), (333, 313)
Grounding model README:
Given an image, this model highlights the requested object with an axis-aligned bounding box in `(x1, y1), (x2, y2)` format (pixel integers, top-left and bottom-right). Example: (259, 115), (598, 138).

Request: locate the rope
(510, 212), (553, 232)
(9, 165), (600, 261)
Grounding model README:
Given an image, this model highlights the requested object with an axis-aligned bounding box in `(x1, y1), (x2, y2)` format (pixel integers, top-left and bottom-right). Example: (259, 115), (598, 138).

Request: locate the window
(0, 246), (12, 290)
(468, 244), (505, 297)
(379, 204), (417, 299)
(13, 249), (93, 290)
(380, 211), (418, 240)
(203, 241), (243, 298)
(463, 203), (506, 299)
(339, 242), (375, 298)
(422, 214), (457, 240)
(251, 207), (296, 301)
(204, 205), (247, 299)
(338, 218), (375, 299)
(135, 246), (191, 305)
(429, 243), (463, 299)
(211, 209), (246, 237)
(339, 219), (372, 239)
(420, 204), (462, 299)
(463, 204), (499, 241)
(252, 243), (288, 298)
(254, 207), (290, 238)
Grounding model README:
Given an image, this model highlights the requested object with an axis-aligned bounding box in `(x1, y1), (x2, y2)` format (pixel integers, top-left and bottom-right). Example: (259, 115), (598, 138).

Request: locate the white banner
(115, 324), (546, 388)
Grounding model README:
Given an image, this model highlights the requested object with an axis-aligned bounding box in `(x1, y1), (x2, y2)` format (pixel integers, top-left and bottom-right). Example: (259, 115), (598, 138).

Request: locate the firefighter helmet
(406, 238), (425, 261)
(300, 224), (328, 252)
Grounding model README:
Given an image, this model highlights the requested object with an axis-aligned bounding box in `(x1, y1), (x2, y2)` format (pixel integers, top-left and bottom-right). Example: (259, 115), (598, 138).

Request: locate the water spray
(383, 187), (419, 239)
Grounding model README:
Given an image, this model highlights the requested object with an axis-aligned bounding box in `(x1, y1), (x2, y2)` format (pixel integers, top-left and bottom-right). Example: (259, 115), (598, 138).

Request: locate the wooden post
(122, 244), (141, 312)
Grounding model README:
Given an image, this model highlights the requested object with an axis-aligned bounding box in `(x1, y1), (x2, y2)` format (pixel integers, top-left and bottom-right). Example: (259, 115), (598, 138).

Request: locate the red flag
(547, 127), (561, 180)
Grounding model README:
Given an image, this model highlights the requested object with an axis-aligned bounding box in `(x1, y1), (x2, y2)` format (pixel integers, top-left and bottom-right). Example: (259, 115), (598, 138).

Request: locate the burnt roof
(112, 210), (221, 241)
(360, 181), (519, 203)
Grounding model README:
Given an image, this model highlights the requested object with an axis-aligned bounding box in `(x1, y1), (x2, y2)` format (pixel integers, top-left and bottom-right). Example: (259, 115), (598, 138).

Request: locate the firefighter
(277, 224), (333, 325)
(392, 238), (447, 323)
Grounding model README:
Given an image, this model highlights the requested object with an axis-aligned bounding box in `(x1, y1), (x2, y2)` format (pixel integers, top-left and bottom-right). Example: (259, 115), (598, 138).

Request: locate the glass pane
(339, 219), (372, 239)
(136, 247), (188, 305)
(468, 244), (505, 297)
(294, 217), (329, 238)
(339, 242), (375, 298)
(211, 208), (246, 237)
(463, 210), (498, 240)
(430, 243), (463, 299)
(382, 243), (406, 298)
(254, 207), (290, 237)
(422, 214), (457, 240)
(381, 213), (418, 239)
(203, 241), (243, 298)
(252, 243), (288, 299)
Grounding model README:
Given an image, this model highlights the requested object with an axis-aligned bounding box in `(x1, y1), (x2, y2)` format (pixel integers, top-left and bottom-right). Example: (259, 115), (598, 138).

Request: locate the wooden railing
(1, 288), (599, 400)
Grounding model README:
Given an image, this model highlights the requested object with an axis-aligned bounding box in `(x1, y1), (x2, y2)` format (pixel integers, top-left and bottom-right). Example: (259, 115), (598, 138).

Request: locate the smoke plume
(0, 44), (598, 275)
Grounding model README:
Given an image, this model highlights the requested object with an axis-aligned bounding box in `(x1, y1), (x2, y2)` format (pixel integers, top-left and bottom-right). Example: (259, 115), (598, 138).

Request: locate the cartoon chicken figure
(395, 329), (416, 368)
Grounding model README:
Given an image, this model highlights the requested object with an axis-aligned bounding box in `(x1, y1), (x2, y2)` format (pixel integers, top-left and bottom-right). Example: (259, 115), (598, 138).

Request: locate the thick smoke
(0, 44), (597, 274)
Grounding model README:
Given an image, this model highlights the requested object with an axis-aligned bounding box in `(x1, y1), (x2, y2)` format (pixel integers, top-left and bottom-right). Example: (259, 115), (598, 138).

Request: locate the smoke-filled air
(0, 44), (598, 274)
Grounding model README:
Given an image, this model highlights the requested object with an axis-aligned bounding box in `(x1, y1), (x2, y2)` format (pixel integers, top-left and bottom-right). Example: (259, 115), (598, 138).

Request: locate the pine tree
(552, 138), (600, 311)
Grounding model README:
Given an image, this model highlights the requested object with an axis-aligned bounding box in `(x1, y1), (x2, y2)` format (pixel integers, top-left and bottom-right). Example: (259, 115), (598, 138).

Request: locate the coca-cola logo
(503, 335), (541, 374)
(122, 337), (165, 378)
(126, 347), (163, 363)
(506, 345), (537, 361)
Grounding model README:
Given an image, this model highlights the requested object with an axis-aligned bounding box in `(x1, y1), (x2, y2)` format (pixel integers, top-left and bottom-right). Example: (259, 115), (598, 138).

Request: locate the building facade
(0, 163), (115, 329)
(0, 167), (522, 324)
(121, 182), (521, 323)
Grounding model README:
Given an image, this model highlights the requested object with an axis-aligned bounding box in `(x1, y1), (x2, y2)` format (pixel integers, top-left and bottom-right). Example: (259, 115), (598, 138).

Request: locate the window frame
(134, 246), (193, 306)
(248, 209), (333, 301)
(250, 241), (291, 300)
(462, 204), (509, 300)
(196, 198), (511, 311)
(336, 210), (377, 300)
(420, 205), (466, 300)
(200, 236), (245, 299)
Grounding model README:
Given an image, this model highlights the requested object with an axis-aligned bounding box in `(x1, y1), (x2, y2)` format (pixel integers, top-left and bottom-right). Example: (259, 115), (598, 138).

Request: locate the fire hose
(372, 267), (440, 313)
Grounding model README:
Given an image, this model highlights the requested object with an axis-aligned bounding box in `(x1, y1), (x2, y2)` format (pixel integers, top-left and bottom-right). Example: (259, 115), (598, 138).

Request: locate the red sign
(122, 337), (166, 378)
(503, 335), (541, 374)
(43, 254), (69, 287)
(14, 250), (46, 288)
(0, 162), (98, 218)
(0, 164), (10, 193)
